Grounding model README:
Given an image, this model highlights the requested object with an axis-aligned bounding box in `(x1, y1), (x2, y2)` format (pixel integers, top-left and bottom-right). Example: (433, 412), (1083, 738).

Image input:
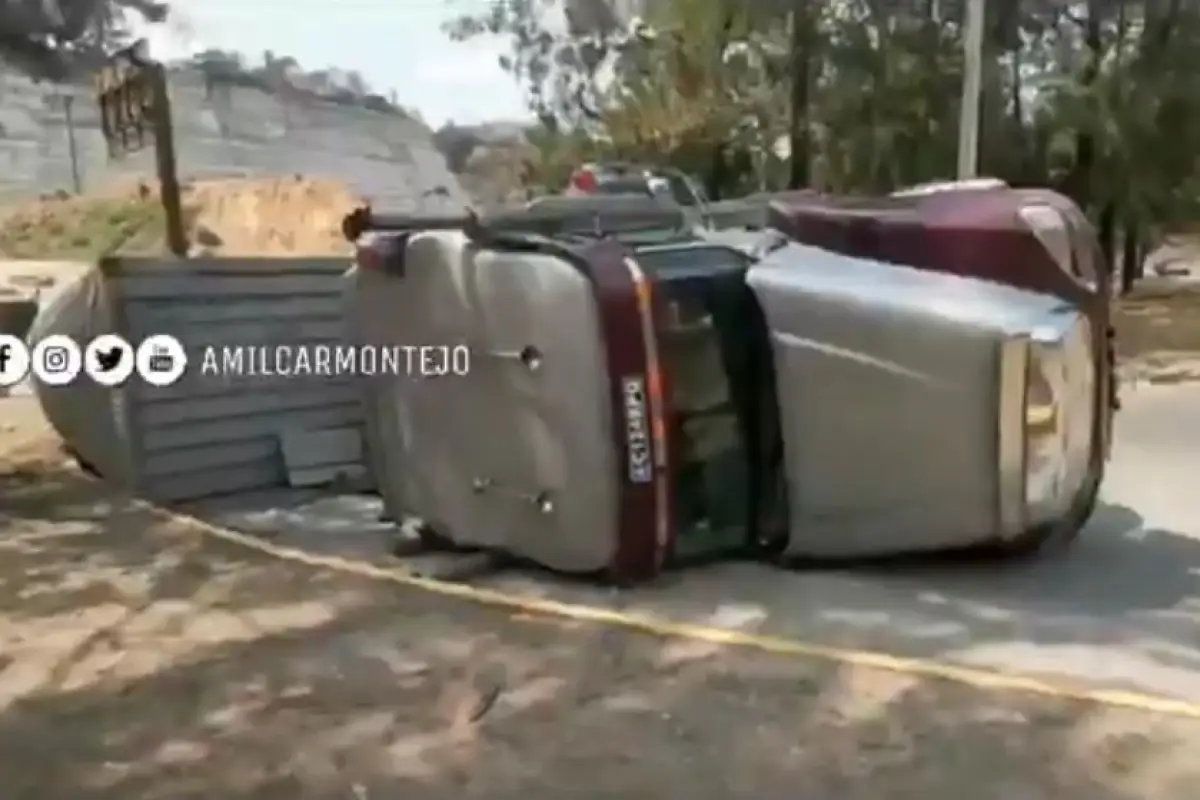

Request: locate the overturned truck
(343, 187), (1113, 585)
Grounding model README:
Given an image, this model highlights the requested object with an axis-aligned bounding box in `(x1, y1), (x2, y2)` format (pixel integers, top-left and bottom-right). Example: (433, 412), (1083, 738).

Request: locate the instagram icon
(31, 335), (83, 386)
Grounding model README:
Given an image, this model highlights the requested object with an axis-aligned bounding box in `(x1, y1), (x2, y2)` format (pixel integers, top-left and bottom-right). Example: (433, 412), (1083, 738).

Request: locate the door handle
(476, 344), (542, 370)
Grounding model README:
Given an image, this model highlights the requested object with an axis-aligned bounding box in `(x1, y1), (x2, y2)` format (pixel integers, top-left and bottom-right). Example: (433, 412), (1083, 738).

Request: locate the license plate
(622, 375), (653, 483)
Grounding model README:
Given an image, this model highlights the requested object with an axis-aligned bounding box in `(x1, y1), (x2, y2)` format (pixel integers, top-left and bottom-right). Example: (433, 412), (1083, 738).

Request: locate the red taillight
(356, 236), (405, 275)
(356, 245), (383, 270)
(571, 168), (598, 193)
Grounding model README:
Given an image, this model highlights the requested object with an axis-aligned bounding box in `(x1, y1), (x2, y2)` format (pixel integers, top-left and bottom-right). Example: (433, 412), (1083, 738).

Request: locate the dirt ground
(1, 401), (1199, 799)
(1114, 280), (1200, 347)
(0, 177), (359, 260)
(1111, 279), (1200, 383)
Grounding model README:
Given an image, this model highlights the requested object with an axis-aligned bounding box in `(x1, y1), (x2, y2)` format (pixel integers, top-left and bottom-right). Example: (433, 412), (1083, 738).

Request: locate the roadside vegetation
(438, 0), (1200, 361)
(447, 0), (1200, 293)
(0, 192), (169, 260)
(0, 178), (356, 260)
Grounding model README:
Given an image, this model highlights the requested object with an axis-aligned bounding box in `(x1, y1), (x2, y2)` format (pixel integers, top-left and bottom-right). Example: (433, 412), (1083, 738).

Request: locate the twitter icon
(84, 334), (135, 387)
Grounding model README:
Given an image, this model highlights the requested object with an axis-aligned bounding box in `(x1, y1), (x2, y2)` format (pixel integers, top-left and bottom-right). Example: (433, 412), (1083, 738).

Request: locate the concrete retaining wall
(0, 68), (467, 211)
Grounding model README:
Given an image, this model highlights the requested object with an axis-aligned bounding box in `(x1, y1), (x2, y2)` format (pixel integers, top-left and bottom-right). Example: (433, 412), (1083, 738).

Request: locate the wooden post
(147, 63), (188, 257)
(62, 94), (82, 194)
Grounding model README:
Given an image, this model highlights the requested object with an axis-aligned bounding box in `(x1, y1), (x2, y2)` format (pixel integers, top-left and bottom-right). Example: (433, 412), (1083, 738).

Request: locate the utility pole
(94, 45), (188, 257)
(787, 0), (811, 189)
(62, 94), (82, 194)
(957, 0), (985, 178)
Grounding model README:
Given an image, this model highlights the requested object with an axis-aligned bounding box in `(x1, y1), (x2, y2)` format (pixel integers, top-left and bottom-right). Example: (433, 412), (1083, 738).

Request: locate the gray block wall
(0, 67), (468, 211)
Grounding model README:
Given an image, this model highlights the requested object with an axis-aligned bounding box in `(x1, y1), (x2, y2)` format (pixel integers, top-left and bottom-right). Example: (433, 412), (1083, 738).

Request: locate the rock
(193, 225), (223, 247)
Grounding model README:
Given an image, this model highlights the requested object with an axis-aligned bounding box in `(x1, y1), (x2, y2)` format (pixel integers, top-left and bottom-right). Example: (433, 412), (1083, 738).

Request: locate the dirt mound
(0, 177), (363, 260)
(184, 178), (360, 256)
(1115, 282), (1200, 357)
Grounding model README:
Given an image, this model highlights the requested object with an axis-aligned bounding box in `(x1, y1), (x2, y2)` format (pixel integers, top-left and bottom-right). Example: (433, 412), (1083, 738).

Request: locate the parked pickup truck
(565, 161), (712, 225)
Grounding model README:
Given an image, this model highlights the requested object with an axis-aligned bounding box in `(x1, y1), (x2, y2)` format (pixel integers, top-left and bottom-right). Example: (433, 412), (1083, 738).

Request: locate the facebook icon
(0, 334), (32, 388)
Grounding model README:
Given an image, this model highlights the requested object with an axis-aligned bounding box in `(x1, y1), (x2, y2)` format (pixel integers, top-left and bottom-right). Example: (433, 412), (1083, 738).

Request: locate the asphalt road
(482, 381), (1200, 702)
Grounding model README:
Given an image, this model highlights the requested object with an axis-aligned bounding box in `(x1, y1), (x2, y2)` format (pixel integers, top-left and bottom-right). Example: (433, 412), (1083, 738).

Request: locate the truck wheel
(416, 523), (474, 553)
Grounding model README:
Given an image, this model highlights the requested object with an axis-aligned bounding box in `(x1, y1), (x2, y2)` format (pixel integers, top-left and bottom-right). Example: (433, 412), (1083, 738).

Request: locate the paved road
(477, 381), (1200, 702)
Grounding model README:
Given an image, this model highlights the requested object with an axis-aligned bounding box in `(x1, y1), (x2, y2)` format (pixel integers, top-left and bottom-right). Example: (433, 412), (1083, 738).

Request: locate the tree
(449, 0), (1200, 286)
(433, 123), (485, 174)
(344, 70), (369, 96)
(786, 0), (815, 189)
(444, 0), (620, 131)
(190, 48), (243, 78)
(258, 50), (299, 88)
(446, 0), (786, 196)
(0, 0), (168, 79)
(597, 0), (787, 196)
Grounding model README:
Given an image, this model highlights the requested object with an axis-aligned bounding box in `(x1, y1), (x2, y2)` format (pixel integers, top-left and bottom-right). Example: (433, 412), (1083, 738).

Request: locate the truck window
(684, 175), (709, 204)
(664, 175), (700, 206)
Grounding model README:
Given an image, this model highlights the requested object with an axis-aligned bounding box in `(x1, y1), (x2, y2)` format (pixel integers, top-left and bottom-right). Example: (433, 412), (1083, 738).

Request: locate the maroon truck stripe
(577, 239), (671, 583)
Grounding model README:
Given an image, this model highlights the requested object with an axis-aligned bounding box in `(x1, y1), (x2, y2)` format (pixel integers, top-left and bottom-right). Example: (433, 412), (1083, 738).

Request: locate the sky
(133, 0), (533, 126)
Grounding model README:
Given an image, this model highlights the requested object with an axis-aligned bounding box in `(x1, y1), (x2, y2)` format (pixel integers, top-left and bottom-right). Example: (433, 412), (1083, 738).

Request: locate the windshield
(665, 174), (705, 206)
(594, 177), (654, 196)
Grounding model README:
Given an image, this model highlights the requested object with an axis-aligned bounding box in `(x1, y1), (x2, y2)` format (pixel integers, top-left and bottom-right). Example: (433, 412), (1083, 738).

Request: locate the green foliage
(449, 0), (1200, 232)
(183, 49), (407, 116)
(0, 0), (167, 79)
(0, 195), (175, 259)
(521, 126), (606, 191)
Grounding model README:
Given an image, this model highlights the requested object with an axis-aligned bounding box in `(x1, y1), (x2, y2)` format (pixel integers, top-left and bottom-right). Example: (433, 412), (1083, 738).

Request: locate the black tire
(603, 565), (638, 588)
(416, 523), (475, 553)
